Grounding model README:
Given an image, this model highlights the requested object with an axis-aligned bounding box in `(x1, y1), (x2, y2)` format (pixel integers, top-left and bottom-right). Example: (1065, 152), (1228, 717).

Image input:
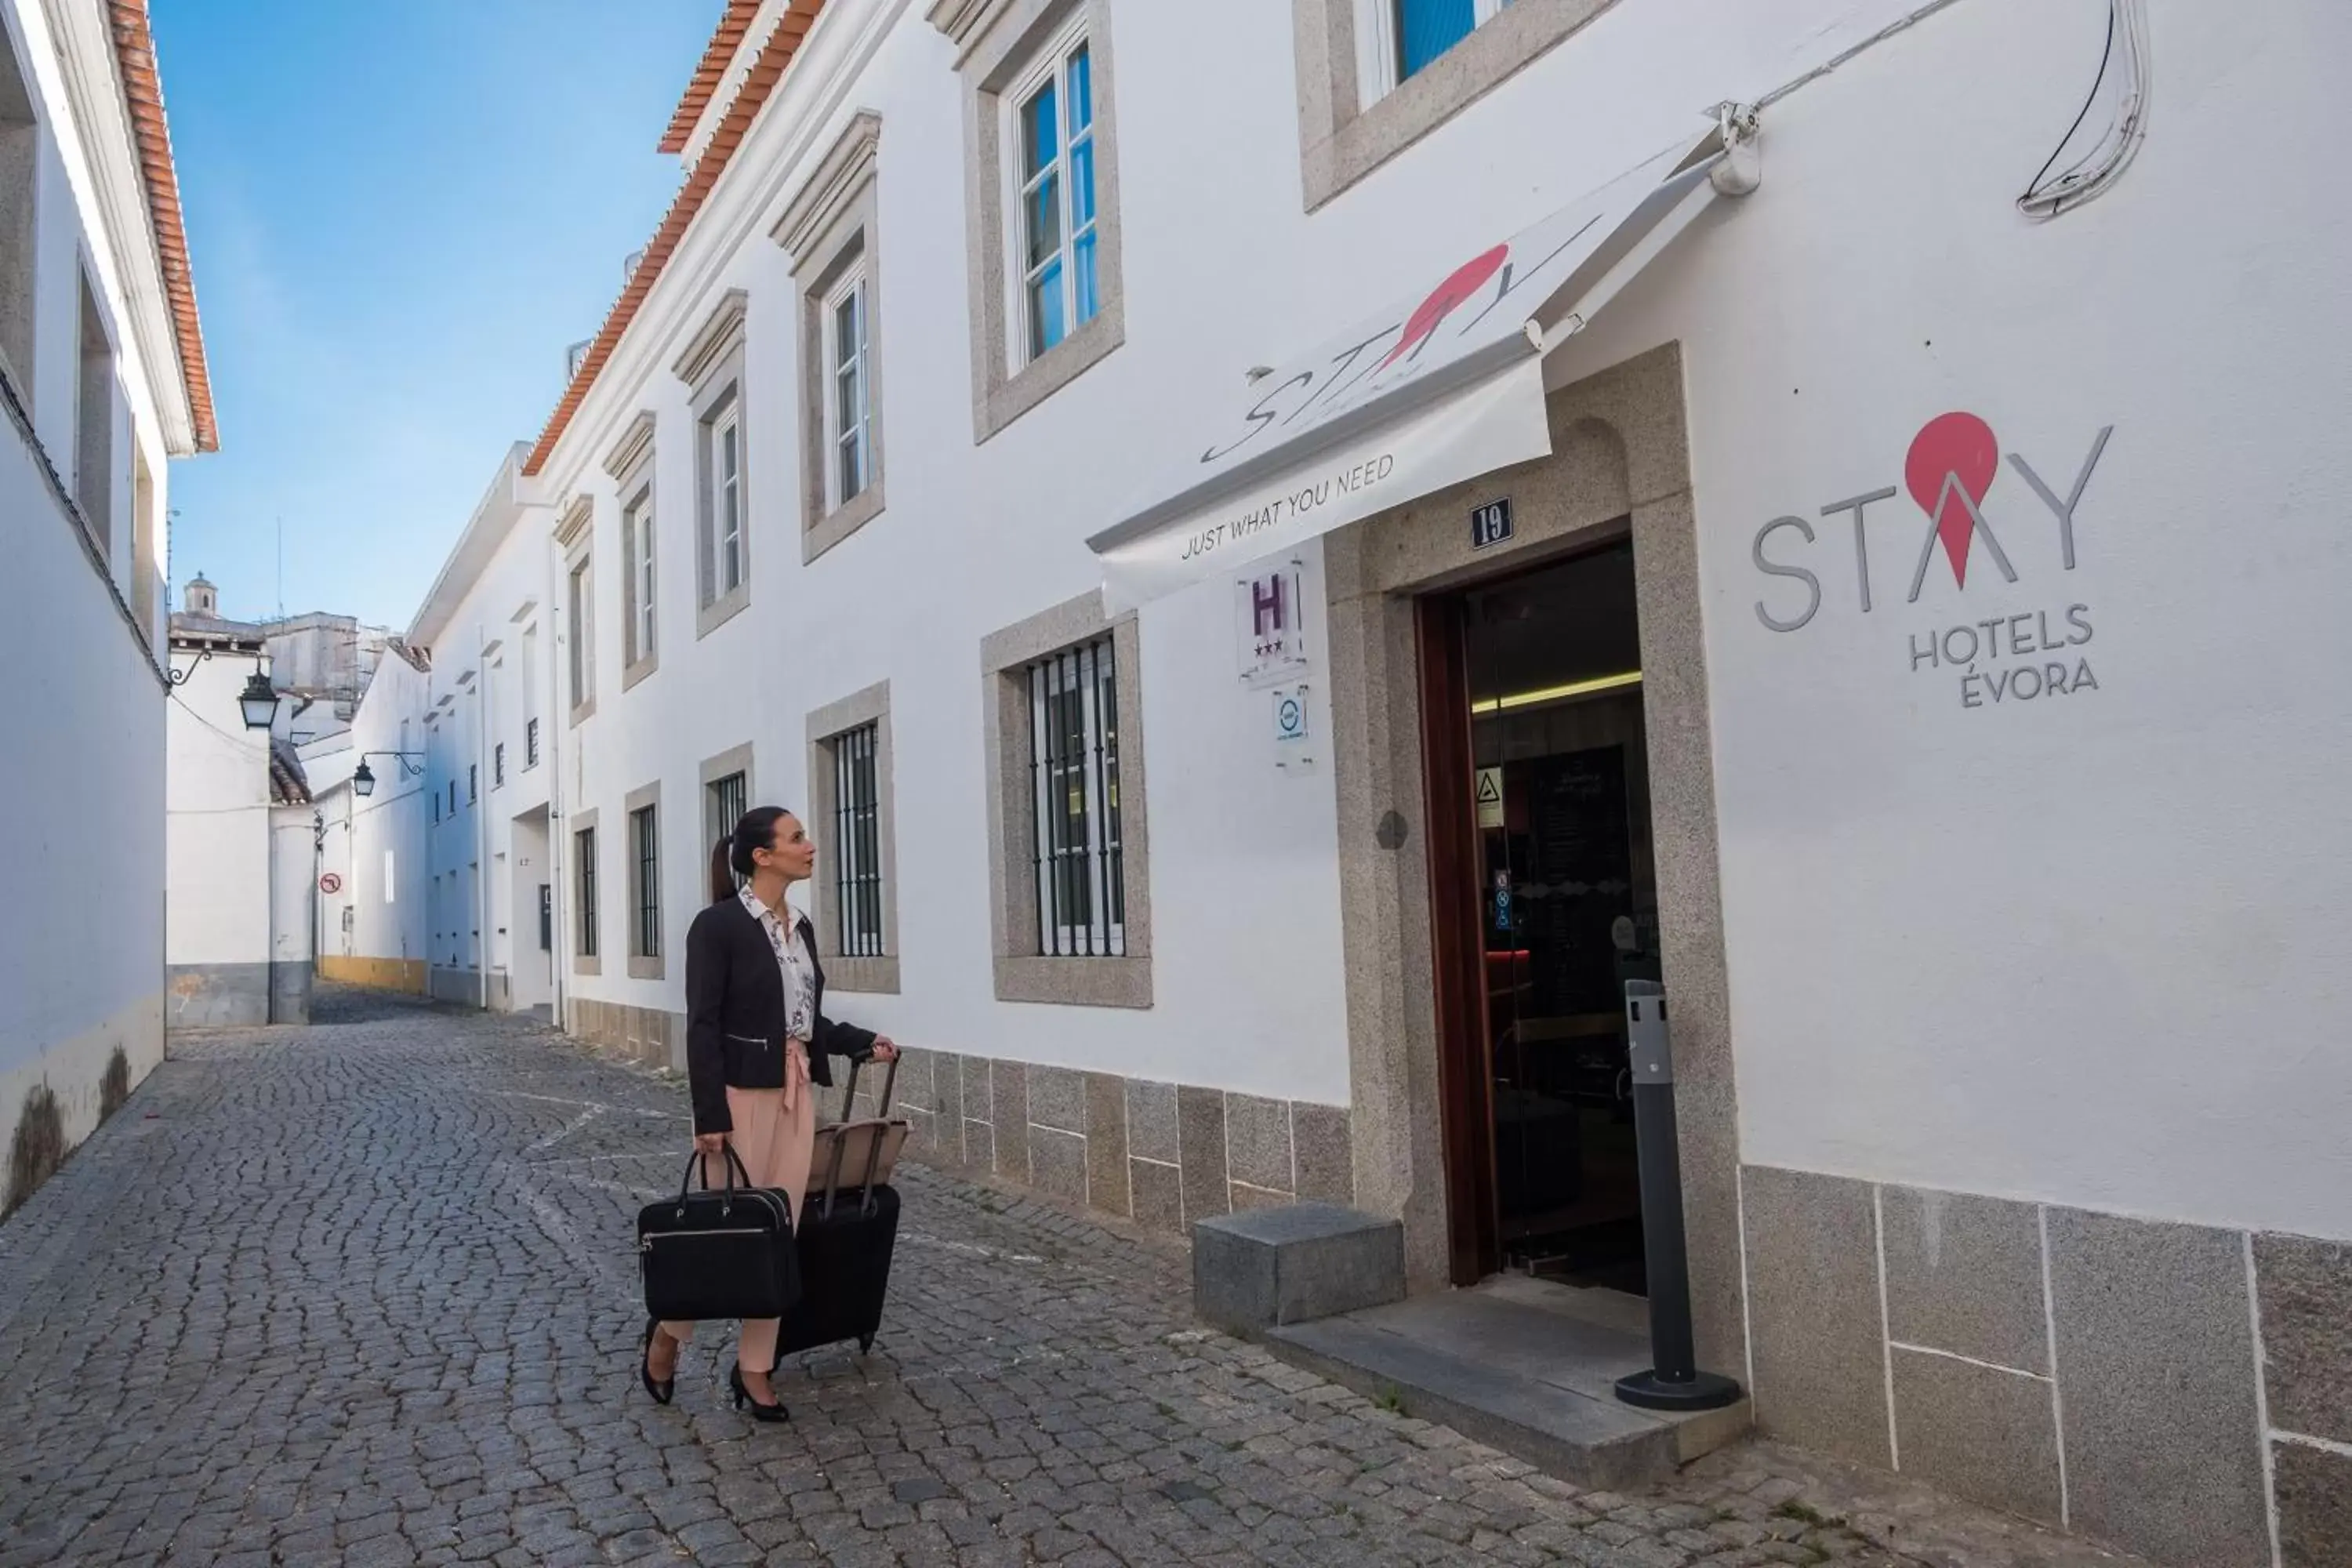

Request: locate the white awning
(1088, 119), (1750, 612)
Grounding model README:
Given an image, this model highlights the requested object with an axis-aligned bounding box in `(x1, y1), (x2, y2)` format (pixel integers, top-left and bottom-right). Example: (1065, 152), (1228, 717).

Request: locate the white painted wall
(1, 0), (188, 1152)
(449, 0), (2348, 1244)
(411, 448), (560, 1010)
(1552, 0), (2352, 1243)
(165, 647), (271, 970)
(315, 646), (434, 972)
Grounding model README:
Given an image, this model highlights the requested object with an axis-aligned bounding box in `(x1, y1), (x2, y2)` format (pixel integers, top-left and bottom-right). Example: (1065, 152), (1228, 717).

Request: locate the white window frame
(710, 394), (742, 598)
(1001, 17), (1099, 369)
(1027, 634), (1124, 959)
(825, 267), (873, 512)
(622, 485), (657, 680)
(1356, 0), (1511, 108)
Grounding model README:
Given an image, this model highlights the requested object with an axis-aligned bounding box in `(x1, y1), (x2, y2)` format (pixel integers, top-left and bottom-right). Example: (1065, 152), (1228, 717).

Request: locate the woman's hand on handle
(869, 1037), (898, 1063)
(695, 1131), (728, 1158)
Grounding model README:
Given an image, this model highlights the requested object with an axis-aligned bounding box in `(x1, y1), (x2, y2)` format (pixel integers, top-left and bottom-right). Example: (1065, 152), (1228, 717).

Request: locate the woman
(639, 806), (898, 1421)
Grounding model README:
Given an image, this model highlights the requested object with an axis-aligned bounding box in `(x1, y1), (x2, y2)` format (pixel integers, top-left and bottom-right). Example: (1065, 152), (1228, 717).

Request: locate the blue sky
(151, 0), (721, 630)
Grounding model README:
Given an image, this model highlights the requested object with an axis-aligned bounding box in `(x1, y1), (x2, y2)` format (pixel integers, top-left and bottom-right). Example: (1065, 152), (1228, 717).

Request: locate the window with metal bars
(574, 827), (598, 958)
(525, 717), (540, 768)
(630, 805), (660, 959)
(831, 724), (884, 957)
(706, 771), (747, 888)
(493, 745), (505, 787)
(1027, 635), (1123, 956)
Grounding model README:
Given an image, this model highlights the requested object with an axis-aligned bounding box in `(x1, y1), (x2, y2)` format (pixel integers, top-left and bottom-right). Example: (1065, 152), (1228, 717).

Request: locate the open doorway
(1423, 538), (1658, 1290)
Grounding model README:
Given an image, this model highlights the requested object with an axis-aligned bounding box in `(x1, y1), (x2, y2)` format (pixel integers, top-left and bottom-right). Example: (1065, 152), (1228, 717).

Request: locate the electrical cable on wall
(2019, 0), (2151, 218)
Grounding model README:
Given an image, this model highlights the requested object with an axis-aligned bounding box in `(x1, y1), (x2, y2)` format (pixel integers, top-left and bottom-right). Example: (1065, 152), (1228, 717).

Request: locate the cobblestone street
(0, 991), (2146, 1568)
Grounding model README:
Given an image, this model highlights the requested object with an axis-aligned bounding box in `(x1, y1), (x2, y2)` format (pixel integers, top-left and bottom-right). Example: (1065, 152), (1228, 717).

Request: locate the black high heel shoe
(639, 1318), (676, 1406)
(729, 1364), (790, 1423)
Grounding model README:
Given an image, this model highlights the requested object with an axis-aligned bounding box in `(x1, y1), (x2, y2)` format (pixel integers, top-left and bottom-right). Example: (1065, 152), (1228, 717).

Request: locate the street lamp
(165, 646), (281, 731)
(238, 670), (282, 731)
(350, 751), (425, 799)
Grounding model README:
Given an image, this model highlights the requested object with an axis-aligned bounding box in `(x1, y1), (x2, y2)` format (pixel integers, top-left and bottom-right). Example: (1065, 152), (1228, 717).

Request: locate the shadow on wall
(2, 1044), (131, 1221)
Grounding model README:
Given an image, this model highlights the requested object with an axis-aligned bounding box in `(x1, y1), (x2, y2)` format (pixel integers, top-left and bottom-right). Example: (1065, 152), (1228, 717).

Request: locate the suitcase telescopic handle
(858, 1057), (900, 1217)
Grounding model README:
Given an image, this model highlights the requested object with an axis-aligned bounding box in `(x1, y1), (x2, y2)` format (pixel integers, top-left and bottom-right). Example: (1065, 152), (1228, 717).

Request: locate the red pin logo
(1377, 244), (1509, 372)
(1904, 412), (1999, 586)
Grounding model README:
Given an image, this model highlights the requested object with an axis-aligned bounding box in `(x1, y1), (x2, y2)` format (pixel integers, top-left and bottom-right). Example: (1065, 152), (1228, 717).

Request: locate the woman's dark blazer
(684, 895), (877, 1136)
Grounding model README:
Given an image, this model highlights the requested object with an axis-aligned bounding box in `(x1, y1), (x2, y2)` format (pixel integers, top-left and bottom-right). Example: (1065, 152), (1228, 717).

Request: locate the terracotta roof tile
(106, 0), (217, 454)
(659, 0), (766, 156)
(524, 1), (826, 479)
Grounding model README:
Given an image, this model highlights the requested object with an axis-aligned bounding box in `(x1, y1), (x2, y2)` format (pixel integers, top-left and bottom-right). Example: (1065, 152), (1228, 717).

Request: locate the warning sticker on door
(1475, 768), (1504, 828)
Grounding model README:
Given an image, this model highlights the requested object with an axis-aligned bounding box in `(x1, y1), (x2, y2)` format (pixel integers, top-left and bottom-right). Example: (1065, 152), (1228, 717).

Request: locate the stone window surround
(775, 111), (887, 564)
(605, 412), (659, 691)
(557, 497), (597, 728)
(1323, 345), (1742, 1377)
(1292, 0), (1618, 212)
(569, 807), (601, 976)
(805, 680), (899, 995)
(624, 780), (664, 982)
(698, 742), (757, 873)
(672, 291), (753, 638)
(980, 589), (1151, 1009)
(927, 0), (1127, 444)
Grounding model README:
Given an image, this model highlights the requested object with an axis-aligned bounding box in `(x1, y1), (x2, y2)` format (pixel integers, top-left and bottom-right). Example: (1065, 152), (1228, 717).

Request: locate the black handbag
(637, 1145), (801, 1323)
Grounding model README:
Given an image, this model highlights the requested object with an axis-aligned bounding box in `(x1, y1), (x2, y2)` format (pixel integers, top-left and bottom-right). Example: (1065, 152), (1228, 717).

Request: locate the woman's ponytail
(708, 836), (735, 905)
(714, 806), (790, 903)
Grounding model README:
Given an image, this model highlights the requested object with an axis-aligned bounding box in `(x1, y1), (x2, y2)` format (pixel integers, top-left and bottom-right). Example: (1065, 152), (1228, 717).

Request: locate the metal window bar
(633, 806), (659, 959)
(525, 717), (540, 768)
(576, 828), (597, 957)
(832, 724), (884, 956)
(1027, 635), (1122, 957)
(709, 772), (746, 889)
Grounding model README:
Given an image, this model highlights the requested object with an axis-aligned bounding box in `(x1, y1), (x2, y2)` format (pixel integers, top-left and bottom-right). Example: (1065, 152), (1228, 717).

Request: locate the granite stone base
(1743, 1163), (2345, 1568)
(884, 1047), (1352, 1238)
(568, 999), (683, 1073)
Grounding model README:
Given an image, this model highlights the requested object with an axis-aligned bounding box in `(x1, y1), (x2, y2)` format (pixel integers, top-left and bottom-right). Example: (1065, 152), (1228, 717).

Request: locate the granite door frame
(1324, 342), (1748, 1377)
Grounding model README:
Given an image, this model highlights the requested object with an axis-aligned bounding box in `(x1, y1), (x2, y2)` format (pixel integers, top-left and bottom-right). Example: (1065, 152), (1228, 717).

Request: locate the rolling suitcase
(775, 1058), (906, 1359)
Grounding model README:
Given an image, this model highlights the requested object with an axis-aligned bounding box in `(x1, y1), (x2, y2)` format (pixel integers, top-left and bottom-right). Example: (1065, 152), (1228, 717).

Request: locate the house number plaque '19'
(1471, 498), (1513, 550)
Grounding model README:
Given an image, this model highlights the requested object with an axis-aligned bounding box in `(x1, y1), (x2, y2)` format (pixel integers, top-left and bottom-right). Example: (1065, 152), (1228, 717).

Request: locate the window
(383, 850), (396, 905)
(931, 1), (1123, 441)
(574, 826), (600, 961)
(1388, 0), (1508, 82)
(827, 274), (872, 510)
(622, 487), (656, 679)
(1011, 30), (1099, 364)
(631, 804), (661, 961)
(75, 272), (116, 554)
(1028, 635), (1123, 956)
(808, 687), (897, 993)
(777, 113), (885, 561)
(0, 33), (35, 399)
(675, 295), (749, 636)
(711, 395), (743, 594)
(449, 779), (459, 815)
(566, 556), (595, 717)
(822, 724), (880, 956)
(707, 771), (747, 869)
(982, 596), (1149, 1007)
(520, 625), (541, 757)
(432, 790), (441, 825)
(493, 743), (506, 788)
(468, 763), (478, 804)
(1295, 0), (1613, 212)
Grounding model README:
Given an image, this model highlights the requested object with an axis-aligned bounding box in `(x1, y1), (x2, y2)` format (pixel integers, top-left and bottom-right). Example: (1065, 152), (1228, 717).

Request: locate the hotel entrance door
(1422, 539), (1661, 1289)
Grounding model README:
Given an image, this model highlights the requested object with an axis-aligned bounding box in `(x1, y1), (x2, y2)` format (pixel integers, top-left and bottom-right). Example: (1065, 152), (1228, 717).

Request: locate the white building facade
(348, 2), (2349, 1559)
(1, 0), (214, 1215)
